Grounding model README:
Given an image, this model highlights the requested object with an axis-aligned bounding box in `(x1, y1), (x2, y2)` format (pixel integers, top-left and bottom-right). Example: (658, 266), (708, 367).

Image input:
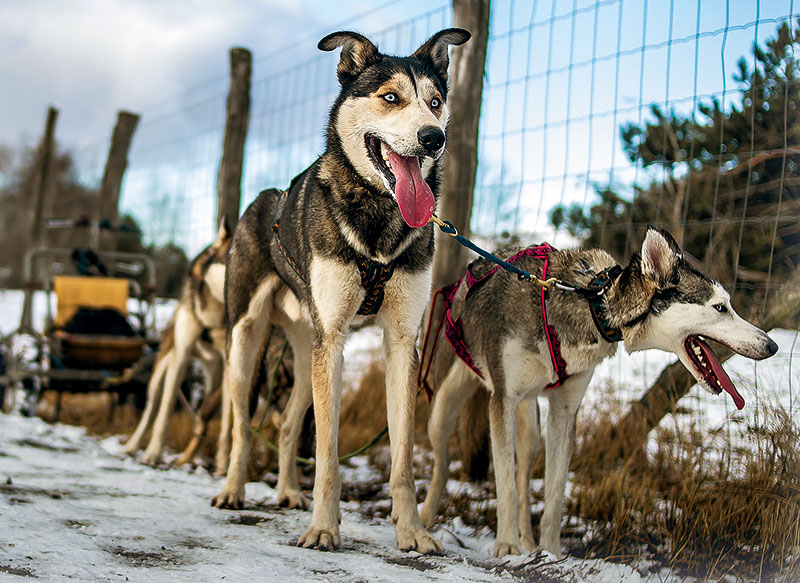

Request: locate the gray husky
(210, 28), (471, 554)
(418, 227), (778, 558)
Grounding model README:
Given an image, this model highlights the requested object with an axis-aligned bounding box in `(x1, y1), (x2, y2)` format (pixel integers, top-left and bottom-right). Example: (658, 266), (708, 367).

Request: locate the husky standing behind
(123, 221), (231, 466)
(210, 29), (471, 554)
(418, 227), (778, 558)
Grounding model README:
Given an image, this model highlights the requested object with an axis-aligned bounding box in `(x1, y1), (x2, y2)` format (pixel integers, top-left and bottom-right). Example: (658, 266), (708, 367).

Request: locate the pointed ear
(412, 28), (471, 82)
(318, 31), (380, 85)
(216, 215), (231, 243)
(641, 225), (681, 286)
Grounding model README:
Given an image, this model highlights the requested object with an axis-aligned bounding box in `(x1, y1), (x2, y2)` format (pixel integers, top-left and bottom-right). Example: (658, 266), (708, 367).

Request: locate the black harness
(271, 173), (396, 317)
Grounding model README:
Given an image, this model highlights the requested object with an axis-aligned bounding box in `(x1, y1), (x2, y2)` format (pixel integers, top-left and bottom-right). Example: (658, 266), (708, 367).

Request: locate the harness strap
(418, 280), (460, 402)
(539, 254), (569, 389)
(354, 254), (395, 316)
(271, 181), (396, 316)
(418, 244), (568, 396)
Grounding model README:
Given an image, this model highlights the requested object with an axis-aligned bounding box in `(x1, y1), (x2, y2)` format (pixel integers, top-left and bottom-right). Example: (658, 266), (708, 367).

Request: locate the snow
(1, 292), (797, 582)
(0, 413), (667, 583)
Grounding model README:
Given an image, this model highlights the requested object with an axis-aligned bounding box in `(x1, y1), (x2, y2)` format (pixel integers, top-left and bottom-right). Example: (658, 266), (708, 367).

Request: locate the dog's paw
(213, 455), (229, 478)
(139, 448), (162, 467)
(538, 536), (561, 557)
(396, 527), (443, 555)
(418, 504), (436, 529)
(521, 534), (537, 553)
(278, 489), (310, 510)
(121, 442), (139, 457)
(173, 452), (192, 467)
(492, 541), (522, 558)
(298, 526), (340, 551)
(211, 486), (245, 510)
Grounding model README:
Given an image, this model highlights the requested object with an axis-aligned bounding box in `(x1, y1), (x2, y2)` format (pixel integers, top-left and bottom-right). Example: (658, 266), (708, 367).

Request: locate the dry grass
(569, 401), (800, 581)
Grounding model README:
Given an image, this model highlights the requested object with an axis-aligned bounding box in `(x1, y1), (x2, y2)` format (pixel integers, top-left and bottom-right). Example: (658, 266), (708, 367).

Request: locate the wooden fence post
(19, 106), (58, 332)
(432, 0), (491, 292)
(216, 47), (252, 231)
(97, 110), (140, 250)
(431, 0), (492, 480)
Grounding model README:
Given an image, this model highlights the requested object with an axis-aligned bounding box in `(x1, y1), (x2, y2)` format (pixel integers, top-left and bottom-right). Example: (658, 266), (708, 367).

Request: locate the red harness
(418, 244), (569, 401)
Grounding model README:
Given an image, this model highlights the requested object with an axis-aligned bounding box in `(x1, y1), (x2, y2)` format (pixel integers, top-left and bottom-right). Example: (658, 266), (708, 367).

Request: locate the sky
(0, 0), (443, 148)
(1, 0), (797, 254)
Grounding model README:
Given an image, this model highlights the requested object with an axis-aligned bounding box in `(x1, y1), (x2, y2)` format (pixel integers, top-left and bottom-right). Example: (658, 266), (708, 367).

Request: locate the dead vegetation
(569, 401), (800, 581)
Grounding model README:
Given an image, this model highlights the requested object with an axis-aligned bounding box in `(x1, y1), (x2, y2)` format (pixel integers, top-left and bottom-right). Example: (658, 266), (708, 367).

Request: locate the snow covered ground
(2, 413), (672, 583)
(1, 290), (797, 581)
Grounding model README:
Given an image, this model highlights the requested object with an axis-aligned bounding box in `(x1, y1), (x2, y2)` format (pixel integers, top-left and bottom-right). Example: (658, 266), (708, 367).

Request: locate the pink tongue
(386, 149), (435, 228)
(696, 338), (745, 410)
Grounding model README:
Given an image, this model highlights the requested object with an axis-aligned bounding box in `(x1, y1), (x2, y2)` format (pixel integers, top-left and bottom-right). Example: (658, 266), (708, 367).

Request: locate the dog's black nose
(764, 337), (779, 357)
(418, 126), (445, 153)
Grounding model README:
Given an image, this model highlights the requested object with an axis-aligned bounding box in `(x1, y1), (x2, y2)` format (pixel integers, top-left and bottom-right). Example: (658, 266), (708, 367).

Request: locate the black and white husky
(210, 29), (471, 554)
(418, 227), (778, 557)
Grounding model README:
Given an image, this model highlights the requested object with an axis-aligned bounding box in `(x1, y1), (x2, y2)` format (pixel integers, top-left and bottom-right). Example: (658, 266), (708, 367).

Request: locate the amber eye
(431, 97), (441, 108)
(383, 93), (397, 103)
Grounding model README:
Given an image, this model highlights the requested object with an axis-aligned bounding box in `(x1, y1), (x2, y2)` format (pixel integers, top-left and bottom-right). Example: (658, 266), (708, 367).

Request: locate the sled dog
(418, 227), (778, 557)
(124, 221), (230, 465)
(210, 28), (471, 554)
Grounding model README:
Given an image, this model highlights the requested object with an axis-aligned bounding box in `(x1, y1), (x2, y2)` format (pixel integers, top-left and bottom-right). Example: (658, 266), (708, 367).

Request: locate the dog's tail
(457, 389), (491, 481)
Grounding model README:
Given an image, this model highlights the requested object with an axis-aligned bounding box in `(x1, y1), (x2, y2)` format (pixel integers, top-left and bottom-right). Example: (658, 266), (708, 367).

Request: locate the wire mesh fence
(63, 0), (798, 422)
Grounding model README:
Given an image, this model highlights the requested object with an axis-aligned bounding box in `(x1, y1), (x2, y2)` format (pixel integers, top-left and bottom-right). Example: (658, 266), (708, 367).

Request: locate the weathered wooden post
(432, 0), (491, 292)
(96, 110), (140, 250)
(19, 106), (58, 332)
(216, 47), (252, 231)
(431, 0), (492, 480)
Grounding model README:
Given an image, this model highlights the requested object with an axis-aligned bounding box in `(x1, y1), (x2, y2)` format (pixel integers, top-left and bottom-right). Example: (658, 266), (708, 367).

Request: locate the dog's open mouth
(366, 135), (435, 228)
(684, 335), (744, 410)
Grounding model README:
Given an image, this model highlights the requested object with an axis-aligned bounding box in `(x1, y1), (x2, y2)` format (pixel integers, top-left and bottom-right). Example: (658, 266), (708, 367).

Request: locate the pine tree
(551, 20), (800, 319)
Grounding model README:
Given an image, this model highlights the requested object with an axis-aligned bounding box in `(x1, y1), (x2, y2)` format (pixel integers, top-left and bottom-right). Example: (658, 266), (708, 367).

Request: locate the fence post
(431, 0), (491, 292)
(96, 110), (140, 250)
(216, 47), (252, 231)
(19, 106), (58, 332)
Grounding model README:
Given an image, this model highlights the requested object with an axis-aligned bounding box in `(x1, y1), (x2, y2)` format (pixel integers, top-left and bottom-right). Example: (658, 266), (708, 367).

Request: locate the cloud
(0, 0), (311, 147)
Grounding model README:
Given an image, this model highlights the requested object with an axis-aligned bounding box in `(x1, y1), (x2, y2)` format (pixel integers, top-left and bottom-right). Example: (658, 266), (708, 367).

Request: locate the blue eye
(714, 304), (728, 313)
(431, 98), (440, 108)
(383, 93), (397, 103)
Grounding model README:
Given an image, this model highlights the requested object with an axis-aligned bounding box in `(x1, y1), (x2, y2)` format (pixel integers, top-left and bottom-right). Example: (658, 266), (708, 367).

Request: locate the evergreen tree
(552, 21), (800, 318)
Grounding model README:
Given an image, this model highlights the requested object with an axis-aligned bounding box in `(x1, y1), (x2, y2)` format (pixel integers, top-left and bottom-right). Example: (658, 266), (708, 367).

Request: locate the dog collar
(570, 265), (623, 343)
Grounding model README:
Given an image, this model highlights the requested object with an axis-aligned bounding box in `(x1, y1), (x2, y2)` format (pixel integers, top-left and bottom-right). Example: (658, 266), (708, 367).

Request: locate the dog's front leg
(298, 330), (345, 550)
(379, 266), (442, 554)
(489, 387), (523, 558)
(123, 349), (170, 455)
(141, 307), (203, 465)
(299, 256), (360, 550)
(383, 324), (442, 554)
(515, 395), (541, 552)
(540, 370), (592, 556)
(276, 323), (313, 510)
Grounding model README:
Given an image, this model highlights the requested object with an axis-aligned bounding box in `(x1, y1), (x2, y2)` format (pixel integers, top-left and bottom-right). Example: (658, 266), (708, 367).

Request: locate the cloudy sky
(1, 0), (795, 252)
(0, 0), (442, 148)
